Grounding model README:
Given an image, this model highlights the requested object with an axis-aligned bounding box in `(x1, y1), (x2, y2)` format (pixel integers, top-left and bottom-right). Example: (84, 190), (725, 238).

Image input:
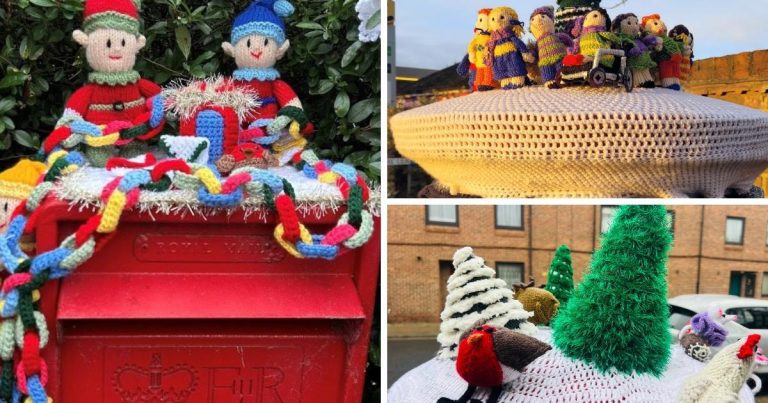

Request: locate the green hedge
(0, 0), (381, 181)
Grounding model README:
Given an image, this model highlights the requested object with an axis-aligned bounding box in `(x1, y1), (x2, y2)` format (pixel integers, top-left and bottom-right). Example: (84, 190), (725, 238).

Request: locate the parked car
(669, 293), (768, 379)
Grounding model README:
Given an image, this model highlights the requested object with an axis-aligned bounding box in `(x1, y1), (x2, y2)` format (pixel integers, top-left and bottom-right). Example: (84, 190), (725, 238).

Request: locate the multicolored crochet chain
(0, 144), (373, 401)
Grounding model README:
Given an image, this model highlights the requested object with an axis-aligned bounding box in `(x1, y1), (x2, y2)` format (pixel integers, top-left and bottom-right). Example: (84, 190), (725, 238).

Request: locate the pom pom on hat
(231, 0), (295, 45)
(0, 160), (46, 200)
(272, 0), (295, 17)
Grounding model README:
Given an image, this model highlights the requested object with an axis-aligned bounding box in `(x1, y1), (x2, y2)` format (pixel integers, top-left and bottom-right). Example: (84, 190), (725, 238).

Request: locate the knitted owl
(529, 6), (572, 89)
(0, 160), (46, 255)
(669, 25), (694, 84)
(512, 279), (560, 326)
(641, 14), (684, 91)
(43, 0), (165, 165)
(486, 7), (534, 90)
(611, 13), (660, 89)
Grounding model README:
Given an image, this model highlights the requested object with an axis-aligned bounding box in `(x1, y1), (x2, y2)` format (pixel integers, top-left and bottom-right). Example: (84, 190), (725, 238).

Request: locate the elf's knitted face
(474, 12), (489, 33)
(643, 18), (667, 37)
(583, 10), (607, 30)
(530, 14), (556, 39)
(0, 197), (20, 234)
(73, 28), (146, 73)
(222, 34), (290, 69)
(618, 15), (640, 36)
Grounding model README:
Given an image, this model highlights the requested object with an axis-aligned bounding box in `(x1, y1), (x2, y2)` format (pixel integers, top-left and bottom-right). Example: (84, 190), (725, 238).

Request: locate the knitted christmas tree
(552, 205), (672, 376)
(437, 247), (537, 360)
(545, 245), (574, 306)
(555, 0), (602, 34)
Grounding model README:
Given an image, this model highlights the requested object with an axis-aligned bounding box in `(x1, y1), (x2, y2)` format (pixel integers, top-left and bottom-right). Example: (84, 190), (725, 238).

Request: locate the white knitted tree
(436, 247), (537, 360)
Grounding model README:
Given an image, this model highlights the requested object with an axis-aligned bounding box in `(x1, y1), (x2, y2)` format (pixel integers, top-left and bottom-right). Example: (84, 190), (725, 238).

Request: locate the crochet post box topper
(43, 0), (166, 163)
(220, 0), (312, 166)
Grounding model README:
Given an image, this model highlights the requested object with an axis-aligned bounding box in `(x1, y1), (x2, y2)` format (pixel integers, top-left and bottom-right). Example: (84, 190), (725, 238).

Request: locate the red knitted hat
(83, 0), (141, 34)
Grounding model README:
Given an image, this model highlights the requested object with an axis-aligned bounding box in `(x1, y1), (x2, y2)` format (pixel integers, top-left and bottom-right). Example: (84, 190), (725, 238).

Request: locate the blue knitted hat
(231, 0), (294, 45)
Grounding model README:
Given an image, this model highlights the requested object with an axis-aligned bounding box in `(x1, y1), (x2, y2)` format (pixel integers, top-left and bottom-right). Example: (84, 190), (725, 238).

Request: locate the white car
(669, 294), (768, 375)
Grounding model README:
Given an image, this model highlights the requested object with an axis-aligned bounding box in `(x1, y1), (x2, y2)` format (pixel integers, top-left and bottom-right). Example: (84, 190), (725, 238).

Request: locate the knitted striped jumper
(536, 32), (569, 67)
(489, 33), (529, 80)
(578, 31), (619, 67)
(64, 76), (160, 124)
(232, 76), (298, 125)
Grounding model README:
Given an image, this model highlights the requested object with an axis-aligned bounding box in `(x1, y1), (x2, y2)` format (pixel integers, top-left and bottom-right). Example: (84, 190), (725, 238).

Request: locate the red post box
(33, 198), (380, 402)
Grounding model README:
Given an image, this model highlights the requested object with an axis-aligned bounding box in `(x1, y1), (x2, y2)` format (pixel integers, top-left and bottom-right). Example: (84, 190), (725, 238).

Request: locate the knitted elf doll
(555, 0), (602, 37)
(466, 9), (497, 92)
(641, 14), (684, 91)
(611, 13), (661, 88)
(529, 6), (572, 89)
(669, 25), (694, 84)
(0, 160), (46, 256)
(566, 9), (622, 68)
(222, 0), (309, 163)
(485, 7), (534, 90)
(47, 0), (164, 165)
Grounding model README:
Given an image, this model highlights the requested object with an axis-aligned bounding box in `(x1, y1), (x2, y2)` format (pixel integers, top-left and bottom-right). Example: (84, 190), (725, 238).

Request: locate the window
(602, 206), (675, 235)
(496, 262), (524, 286)
(763, 273), (768, 296)
(425, 205), (458, 226)
(726, 307), (768, 329)
(725, 217), (745, 245)
(495, 206), (523, 229)
(666, 210), (676, 236)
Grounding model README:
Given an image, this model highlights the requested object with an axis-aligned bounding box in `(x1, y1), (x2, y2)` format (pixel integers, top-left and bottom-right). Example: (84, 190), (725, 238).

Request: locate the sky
(394, 0), (768, 70)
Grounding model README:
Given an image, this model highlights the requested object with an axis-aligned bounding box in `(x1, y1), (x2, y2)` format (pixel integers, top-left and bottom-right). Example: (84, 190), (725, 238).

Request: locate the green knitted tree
(552, 205), (672, 376)
(555, 0), (603, 34)
(545, 245), (574, 306)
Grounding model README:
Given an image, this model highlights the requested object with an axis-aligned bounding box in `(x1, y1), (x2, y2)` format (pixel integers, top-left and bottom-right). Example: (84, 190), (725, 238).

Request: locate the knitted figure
(485, 7), (534, 90)
(47, 0), (165, 166)
(0, 160), (46, 243)
(555, 0), (602, 37)
(544, 245), (573, 306)
(612, 13), (660, 88)
(437, 325), (551, 403)
(564, 9), (621, 69)
(669, 25), (694, 84)
(641, 14), (683, 91)
(529, 6), (572, 89)
(223, 0), (310, 164)
(679, 334), (763, 403)
(466, 9), (497, 92)
(512, 279), (560, 326)
(437, 247), (537, 360)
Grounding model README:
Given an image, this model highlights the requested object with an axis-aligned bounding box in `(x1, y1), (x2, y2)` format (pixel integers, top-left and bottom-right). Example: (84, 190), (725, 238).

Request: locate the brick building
(388, 205), (768, 324)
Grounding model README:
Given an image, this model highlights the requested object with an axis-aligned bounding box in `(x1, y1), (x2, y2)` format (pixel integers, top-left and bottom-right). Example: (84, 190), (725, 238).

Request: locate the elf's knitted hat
(0, 160), (46, 200)
(82, 0), (142, 35)
(531, 6), (555, 21)
(231, 0), (295, 46)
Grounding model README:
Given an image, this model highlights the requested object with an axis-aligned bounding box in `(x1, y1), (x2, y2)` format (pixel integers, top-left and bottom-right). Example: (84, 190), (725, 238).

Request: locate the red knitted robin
(438, 325), (551, 403)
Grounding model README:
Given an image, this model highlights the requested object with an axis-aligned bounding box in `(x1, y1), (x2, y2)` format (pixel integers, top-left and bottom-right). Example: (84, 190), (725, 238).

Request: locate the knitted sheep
(641, 14), (684, 91)
(529, 6), (572, 89)
(670, 25), (694, 84)
(612, 13), (661, 88)
(486, 7), (534, 90)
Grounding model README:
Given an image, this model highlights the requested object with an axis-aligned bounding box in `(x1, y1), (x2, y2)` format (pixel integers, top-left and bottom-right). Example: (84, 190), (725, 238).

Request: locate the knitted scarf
(485, 21), (524, 66)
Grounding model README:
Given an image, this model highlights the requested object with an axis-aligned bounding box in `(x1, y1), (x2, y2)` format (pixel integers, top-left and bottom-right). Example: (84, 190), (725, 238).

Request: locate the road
(387, 338), (440, 387)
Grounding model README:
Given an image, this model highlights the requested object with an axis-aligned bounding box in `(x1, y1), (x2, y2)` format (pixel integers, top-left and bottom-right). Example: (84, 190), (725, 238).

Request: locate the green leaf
(365, 10), (381, 30)
(341, 41), (362, 68)
(30, 0), (55, 7)
(175, 26), (192, 60)
(13, 130), (38, 149)
(295, 22), (323, 30)
(0, 98), (15, 114)
(334, 91), (350, 117)
(0, 72), (29, 89)
(348, 99), (377, 123)
(314, 79), (334, 95)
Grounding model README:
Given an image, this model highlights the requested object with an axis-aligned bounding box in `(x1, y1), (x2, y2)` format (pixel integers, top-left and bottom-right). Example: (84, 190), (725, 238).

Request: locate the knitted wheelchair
(560, 48), (633, 92)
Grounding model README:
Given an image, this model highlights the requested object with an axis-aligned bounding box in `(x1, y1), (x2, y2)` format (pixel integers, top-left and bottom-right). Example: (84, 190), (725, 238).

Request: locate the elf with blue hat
(223, 0), (309, 161)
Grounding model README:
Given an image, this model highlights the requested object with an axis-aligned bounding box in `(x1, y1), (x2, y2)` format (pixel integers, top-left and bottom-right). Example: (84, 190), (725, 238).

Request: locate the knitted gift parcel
(485, 7), (534, 90)
(612, 13), (659, 88)
(642, 14), (684, 91)
(529, 6), (572, 89)
(45, 0), (165, 160)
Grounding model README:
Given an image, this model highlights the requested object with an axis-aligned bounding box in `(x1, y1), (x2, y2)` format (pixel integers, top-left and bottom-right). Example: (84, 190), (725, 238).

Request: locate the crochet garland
(0, 143), (374, 401)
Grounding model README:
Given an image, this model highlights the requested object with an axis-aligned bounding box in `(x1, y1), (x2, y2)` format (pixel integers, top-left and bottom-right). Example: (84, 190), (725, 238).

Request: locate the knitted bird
(485, 7), (534, 90)
(529, 6), (572, 89)
(465, 9), (497, 92)
(679, 305), (737, 362)
(641, 14), (684, 90)
(679, 334), (765, 403)
(612, 13), (660, 88)
(565, 8), (622, 68)
(437, 325), (551, 403)
(669, 25), (694, 84)
(512, 278), (560, 325)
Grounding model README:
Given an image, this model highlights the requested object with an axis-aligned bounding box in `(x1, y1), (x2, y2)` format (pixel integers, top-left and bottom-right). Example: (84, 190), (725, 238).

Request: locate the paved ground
(388, 338), (439, 387)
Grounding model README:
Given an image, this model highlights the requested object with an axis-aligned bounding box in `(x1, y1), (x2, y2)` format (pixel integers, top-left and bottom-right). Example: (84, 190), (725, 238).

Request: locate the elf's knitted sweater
(64, 75), (160, 124)
(232, 69), (299, 126)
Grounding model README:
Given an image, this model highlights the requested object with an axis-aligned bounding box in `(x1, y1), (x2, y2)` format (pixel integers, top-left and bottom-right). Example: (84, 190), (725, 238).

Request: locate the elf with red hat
(45, 0), (165, 155)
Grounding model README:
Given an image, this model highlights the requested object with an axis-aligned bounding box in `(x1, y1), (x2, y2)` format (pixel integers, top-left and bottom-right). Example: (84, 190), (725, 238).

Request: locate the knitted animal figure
(555, 0), (602, 37)
(612, 13), (660, 88)
(486, 7), (534, 90)
(641, 14), (683, 91)
(223, 0), (310, 164)
(466, 9), (497, 92)
(512, 278), (560, 326)
(669, 25), (694, 84)
(437, 325), (551, 403)
(567, 9), (620, 68)
(678, 305), (736, 362)
(0, 160), (46, 256)
(529, 6), (572, 89)
(679, 334), (762, 403)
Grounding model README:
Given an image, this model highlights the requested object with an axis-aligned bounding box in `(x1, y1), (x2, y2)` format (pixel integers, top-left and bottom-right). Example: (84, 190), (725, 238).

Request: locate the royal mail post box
(34, 198), (380, 402)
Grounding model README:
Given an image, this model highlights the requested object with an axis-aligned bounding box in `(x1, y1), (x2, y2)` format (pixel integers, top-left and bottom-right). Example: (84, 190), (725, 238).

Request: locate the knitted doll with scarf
(670, 25), (694, 84)
(485, 7), (534, 90)
(641, 14), (683, 91)
(47, 0), (165, 165)
(612, 13), (661, 88)
(223, 0), (309, 163)
(466, 9), (497, 92)
(529, 6), (572, 89)
(566, 9), (621, 68)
